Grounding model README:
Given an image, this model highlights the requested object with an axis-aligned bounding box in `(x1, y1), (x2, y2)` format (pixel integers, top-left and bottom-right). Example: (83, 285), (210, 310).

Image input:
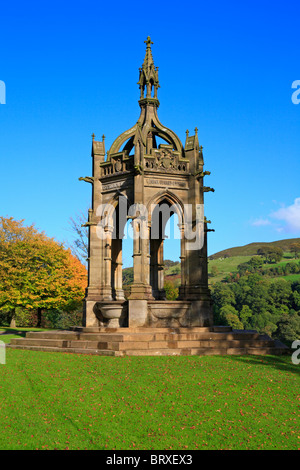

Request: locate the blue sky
(0, 0), (299, 267)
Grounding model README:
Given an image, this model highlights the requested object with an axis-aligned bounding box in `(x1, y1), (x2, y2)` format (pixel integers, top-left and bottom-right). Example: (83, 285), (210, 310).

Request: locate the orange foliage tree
(0, 217), (87, 327)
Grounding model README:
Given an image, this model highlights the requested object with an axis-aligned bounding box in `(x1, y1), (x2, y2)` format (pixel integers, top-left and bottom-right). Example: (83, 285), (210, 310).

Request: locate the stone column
(178, 222), (187, 299)
(112, 238), (125, 301)
(103, 224), (113, 300)
(157, 239), (166, 300)
(128, 216), (153, 300)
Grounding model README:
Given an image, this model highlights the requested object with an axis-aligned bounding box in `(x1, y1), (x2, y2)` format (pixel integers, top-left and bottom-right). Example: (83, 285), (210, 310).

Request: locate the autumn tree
(0, 217), (87, 327)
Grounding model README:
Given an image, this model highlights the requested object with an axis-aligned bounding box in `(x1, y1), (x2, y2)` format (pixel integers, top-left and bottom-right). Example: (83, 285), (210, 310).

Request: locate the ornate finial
(138, 36), (160, 106)
(144, 36), (153, 48)
(186, 130), (189, 137)
(91, 133), (95, 141)
(102, 134), (105, 142)
(194, 127), (198, 135)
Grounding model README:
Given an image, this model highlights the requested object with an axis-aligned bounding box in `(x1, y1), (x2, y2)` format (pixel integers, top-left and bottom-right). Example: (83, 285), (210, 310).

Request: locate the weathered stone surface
(9, 327), (289, 357)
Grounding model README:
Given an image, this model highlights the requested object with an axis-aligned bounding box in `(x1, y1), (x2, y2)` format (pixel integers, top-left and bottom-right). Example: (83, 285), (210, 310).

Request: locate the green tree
(219, 305), (243, 329)
(239, 305), (252, 329)
(268, 280), (292, 309)
(257, 246), (283, 264)
(164, 280), (178, 300)
(210, 265), (219, 277)
(290, 243), (300, 259)
(277, 313), (300, 345)
(122, 267), (134, 285)
(248, 256), (263, 269)
(211, 282), (236, 308)
(164, 260), (178, 268)
(237, 262), (250, 276)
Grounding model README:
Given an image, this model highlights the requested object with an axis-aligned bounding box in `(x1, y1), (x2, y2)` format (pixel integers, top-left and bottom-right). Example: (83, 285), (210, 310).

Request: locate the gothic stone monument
(9, 38), (289, 355)
(81, 37), (215, 329)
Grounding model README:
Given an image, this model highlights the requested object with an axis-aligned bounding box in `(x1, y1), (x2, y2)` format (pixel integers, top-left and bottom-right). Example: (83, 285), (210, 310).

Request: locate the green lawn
(280, 274), (300, 282)
(0, 349), (299, 450)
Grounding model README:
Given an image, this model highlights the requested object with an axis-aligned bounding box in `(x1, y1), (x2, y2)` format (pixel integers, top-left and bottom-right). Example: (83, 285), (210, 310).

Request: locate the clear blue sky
(1, 1), (299, 267)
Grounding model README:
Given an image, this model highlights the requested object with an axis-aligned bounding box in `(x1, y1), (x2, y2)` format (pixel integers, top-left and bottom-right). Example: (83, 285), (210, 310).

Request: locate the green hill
(208, 239), (300, 284)
(122, 239), (300, 288)
(209, 238), (300, 260)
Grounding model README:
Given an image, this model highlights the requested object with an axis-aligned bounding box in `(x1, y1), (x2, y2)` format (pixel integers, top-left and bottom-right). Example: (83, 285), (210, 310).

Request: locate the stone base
(83, 298), (213, 328)
(9, 326), (290, 356)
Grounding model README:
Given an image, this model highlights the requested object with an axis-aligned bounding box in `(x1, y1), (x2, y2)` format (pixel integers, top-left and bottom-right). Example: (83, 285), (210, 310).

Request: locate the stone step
(10, 336), (277, 351)
(72, 326), (221, 333)
(24, 330), (263, 342)
(8, 326), (289, 357)
(8, 344), (288, 357)
(120, 344), (289, 356)
(25, 331), (80, 340)
(112, 346), (289, 357)
(7, 344), (116, 356)
(10, 338), (81, 349)
(87, 339), (275, 351)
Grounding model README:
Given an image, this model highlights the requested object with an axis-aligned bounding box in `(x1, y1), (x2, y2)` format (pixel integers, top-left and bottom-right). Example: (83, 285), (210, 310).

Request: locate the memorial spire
(137, 36), (160, 105)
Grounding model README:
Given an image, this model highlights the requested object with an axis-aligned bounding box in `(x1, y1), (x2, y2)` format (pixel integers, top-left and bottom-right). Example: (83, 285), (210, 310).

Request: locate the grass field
(207, 255), (253, 284)
(164, 254), (300, 286)
(0, 348), (299, 450)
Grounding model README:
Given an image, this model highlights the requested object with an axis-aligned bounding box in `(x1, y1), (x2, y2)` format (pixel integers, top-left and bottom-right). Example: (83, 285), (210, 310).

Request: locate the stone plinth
(9, 326), (289, 357)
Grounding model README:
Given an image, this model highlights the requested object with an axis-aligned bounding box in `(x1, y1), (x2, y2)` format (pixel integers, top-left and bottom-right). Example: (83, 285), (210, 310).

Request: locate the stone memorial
(82, 36), (214, 330)
(10, 38), (288, 356)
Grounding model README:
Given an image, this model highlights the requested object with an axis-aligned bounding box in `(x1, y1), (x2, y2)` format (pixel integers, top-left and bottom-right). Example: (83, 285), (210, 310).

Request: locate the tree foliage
(290, 243), (300, 259)
(0, 217), (87, 327)
(257, 246), (283, 264)
(164, 280), (179, 300)
(211, 274), (300, 345)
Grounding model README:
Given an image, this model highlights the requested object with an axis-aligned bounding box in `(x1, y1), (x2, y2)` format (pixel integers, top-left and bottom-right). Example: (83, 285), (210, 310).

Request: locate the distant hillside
(122, 240), (300, 289)
(209, 238), (300, 260)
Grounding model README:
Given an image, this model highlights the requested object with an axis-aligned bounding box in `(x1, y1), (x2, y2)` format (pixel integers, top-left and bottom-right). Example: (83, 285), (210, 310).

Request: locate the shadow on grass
(227, 354), (300, 377)
(0, 328), (27, 338)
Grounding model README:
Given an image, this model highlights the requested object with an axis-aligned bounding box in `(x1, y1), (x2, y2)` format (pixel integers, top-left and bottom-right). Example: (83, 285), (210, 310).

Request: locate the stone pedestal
(128, 299), (148, 327)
